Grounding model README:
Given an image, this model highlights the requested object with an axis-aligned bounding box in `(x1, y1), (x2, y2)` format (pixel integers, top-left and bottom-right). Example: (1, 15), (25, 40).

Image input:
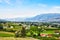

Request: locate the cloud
(0, 6), (60, 19)
(0, 0), (25, 6)
(0, 0), (60, 18)
(4, 0), (10, 4)
(47, 6), (60, 13)
(0, 0), (11, 4)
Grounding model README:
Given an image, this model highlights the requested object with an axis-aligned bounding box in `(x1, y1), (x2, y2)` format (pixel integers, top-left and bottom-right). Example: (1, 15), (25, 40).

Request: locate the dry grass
(0, 37), (38, 40)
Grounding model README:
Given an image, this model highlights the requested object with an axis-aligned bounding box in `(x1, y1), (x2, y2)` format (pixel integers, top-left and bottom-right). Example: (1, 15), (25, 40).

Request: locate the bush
(53, 34), (60, 37)
(26, 32), (31, 37)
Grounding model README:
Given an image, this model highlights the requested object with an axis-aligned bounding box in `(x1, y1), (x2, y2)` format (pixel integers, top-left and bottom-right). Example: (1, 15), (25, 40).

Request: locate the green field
(41, 30), (54, 34)
(0, 22), (60, 40)
(0, 31), (14, 37)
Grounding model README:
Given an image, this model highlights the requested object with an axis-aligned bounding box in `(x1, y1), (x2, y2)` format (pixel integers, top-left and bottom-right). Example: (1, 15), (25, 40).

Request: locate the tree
(0, 23), (3, 30)
(15, 26), (26, 37)
(21, 27), (26, 37)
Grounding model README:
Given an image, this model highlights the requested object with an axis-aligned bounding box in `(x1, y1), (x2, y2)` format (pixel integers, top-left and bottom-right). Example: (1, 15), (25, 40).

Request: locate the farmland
(0, 22), (60, 40)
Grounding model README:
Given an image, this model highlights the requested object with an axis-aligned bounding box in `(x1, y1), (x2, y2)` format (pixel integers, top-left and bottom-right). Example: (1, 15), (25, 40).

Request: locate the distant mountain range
(1, 13), (60, 22)
(25, 13), (60, 22)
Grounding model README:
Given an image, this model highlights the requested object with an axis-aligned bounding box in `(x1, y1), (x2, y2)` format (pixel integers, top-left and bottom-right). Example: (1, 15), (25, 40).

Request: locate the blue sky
(0, 0), (60, 18)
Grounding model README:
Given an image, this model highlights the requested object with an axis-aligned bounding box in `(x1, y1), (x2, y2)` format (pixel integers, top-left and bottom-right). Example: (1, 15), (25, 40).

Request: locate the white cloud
(0, 6), (60, 19)
(0, 1), (60, 19)
(46, 6), (60, 13)
(0, 0), (11, 4)
(4, 0), (10, 4)
(0, 0), (25, 6)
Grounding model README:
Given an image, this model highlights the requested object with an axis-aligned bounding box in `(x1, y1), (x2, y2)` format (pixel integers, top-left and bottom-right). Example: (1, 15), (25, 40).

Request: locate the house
(40, 34), (47, 37)
(48, 25), (52, 28)
(10, 26), (13, 28)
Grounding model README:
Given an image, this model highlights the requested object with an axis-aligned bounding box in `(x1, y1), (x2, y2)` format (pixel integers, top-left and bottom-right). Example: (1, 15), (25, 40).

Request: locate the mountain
(25, 13), (60, 22)
(6, 13), (60, 22)
(6, 17), (25, 22)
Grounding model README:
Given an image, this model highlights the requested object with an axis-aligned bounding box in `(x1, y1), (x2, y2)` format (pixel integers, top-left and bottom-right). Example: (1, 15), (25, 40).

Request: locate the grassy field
(0, 33), (14, 37)
(0, 31), (38, 40)
(41, 30), (54, 34)
(0, 31), (15, 37)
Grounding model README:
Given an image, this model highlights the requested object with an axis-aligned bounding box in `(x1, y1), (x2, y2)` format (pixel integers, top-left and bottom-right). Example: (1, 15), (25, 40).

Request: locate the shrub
(53, 34), (60, 37)
(26, 32), (31, 37)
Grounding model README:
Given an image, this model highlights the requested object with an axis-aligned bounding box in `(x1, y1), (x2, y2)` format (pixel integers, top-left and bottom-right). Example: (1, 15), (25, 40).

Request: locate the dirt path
(0, 37), (38, 40)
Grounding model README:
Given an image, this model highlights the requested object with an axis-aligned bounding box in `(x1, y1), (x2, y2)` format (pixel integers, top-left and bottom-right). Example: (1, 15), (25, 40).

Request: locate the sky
(0, 0), (60, 19)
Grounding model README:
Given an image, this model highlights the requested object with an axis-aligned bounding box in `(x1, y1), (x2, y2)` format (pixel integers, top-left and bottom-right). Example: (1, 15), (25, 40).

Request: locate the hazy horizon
(0, 0), (60, 19)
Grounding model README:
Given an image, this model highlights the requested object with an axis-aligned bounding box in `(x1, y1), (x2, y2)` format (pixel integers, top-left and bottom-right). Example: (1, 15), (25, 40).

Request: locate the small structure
(48, 25), (52, 28)
(10, 26), (13, 28)
(40, 34), (47, 37)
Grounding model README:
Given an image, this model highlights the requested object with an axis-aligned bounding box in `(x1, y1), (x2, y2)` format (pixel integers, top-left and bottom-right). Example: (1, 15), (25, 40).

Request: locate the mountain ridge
(1, 13), (60, 22)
